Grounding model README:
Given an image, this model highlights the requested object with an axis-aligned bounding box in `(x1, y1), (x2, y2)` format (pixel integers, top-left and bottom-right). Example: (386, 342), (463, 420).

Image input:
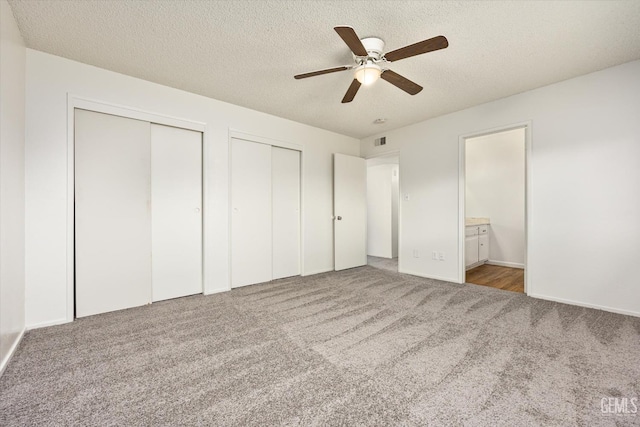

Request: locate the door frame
(66, 94), (207, 322)
(458, 122), (532, 294)
(227, 130), (304, 289)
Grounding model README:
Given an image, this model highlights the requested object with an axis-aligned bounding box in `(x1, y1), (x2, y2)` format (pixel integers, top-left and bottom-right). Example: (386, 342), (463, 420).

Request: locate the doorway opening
(366, 154), (399, 273)
(462, 126), (528, 293)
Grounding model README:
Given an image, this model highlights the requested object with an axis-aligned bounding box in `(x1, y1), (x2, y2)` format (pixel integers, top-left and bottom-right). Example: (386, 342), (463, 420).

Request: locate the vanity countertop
(466, 217), (490, 227)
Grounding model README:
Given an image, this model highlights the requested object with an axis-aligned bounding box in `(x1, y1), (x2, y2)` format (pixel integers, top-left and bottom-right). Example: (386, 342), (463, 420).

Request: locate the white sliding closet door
(75, 109), (151, 317)
(231, 138), (272, 288)
(151, 124), (203, 302)
(272, 147), (300, 279)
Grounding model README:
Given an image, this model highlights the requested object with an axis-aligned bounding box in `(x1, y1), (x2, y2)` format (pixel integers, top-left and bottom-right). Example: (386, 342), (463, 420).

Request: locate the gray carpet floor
(1, 266), (639, 426)
(367, 256), (398, 272)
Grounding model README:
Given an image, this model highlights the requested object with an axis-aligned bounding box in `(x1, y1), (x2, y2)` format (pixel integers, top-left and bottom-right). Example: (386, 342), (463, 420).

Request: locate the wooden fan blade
(341, 79), (361, 103)
(334, 26), (368, 57)
(381, 70), (423, 95)
(294, 66), (350, 79)
(384, 35), (448, 62)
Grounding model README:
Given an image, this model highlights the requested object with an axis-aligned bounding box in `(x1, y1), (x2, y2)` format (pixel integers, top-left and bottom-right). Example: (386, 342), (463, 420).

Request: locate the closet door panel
(75, 109), (151, 317)
(231, 138), (272, 288)
(272, 147), (300, 279)
(151, 124), (203, 302)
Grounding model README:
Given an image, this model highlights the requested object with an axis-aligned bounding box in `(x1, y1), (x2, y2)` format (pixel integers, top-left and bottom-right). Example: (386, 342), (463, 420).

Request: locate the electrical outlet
(438, 252), (445, 261)
(413, 249), (420, 258)
(432, 251), (438, 260)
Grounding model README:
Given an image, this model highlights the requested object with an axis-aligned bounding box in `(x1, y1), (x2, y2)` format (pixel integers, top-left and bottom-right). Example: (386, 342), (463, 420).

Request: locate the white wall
(25, 50), (359, 328)
(466, 128), (525, 267)
(0, 0), (26, 372)
(361, 60), (640, 316)
(367, 164), (393, 258)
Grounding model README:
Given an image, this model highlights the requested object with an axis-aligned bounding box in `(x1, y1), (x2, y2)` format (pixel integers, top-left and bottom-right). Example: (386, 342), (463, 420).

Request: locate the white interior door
(334, 153), (367, 270)
(75, 109), (151, 317)
(231, 138), (272, 288)
(151, 124), (202, 302)
(272, 147), (300, 280)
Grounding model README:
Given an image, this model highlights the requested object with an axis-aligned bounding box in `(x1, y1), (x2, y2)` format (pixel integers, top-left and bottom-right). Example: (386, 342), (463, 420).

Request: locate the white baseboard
(486, 260), (525, 269)
(0, 327), (25, 377)
(528, 292), (640, 318)
(26, 317), (69, 330)
(398, 268), (459, 284)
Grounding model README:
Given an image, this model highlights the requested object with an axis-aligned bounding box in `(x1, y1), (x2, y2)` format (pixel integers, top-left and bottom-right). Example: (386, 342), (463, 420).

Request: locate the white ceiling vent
(374, 137), (386, 146)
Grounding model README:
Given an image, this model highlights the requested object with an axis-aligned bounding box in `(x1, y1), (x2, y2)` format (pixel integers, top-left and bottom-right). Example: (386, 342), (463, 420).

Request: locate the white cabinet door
(478, 234), (489, 262)
(75, 109), (151, 317)
(334, 153), (367, 271)
(150, 124), (202, 302)
(465, 235), (479, 268)
(272, 147), (300, 280)
(231, 138), (272, 288)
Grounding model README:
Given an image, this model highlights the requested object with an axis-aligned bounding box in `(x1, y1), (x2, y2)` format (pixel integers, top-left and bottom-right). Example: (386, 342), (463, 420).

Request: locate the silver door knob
(336, 216), (342, 220)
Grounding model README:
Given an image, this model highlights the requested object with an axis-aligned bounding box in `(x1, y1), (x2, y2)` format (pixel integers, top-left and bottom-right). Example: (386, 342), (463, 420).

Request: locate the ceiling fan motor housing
(357, 37), (385, 62)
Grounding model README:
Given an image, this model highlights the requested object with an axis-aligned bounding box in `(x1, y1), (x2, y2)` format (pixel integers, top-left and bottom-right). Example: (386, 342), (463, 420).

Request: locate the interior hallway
(367, 256), (398, 272)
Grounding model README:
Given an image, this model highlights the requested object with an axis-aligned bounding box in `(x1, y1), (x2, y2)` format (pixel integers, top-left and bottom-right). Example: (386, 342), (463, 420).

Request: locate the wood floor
(466, 264), (524, 293)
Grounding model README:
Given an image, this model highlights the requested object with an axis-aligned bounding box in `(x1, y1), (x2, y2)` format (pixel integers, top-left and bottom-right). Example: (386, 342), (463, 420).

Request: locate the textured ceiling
(8, 0), (640, 138)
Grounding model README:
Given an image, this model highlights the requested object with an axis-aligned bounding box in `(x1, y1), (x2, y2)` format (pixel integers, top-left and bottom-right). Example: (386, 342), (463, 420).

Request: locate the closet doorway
(230, 137), (301, 288)
(74, 109), (203, 317)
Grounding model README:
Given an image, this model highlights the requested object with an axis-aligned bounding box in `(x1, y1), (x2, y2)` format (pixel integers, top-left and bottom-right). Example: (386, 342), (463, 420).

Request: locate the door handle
(336, 216), (342, 220)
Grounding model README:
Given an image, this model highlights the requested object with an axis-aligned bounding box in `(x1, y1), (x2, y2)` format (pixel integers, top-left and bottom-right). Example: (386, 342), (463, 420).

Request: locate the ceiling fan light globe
(354, 63), (381, 85)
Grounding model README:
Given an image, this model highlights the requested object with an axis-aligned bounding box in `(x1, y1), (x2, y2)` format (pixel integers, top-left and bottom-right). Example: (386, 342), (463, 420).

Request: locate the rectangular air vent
(374, 136), (386, 146)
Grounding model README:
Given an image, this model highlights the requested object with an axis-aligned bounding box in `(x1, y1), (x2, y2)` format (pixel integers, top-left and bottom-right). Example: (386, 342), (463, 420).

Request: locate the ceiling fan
(294, 26), (448, 103)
